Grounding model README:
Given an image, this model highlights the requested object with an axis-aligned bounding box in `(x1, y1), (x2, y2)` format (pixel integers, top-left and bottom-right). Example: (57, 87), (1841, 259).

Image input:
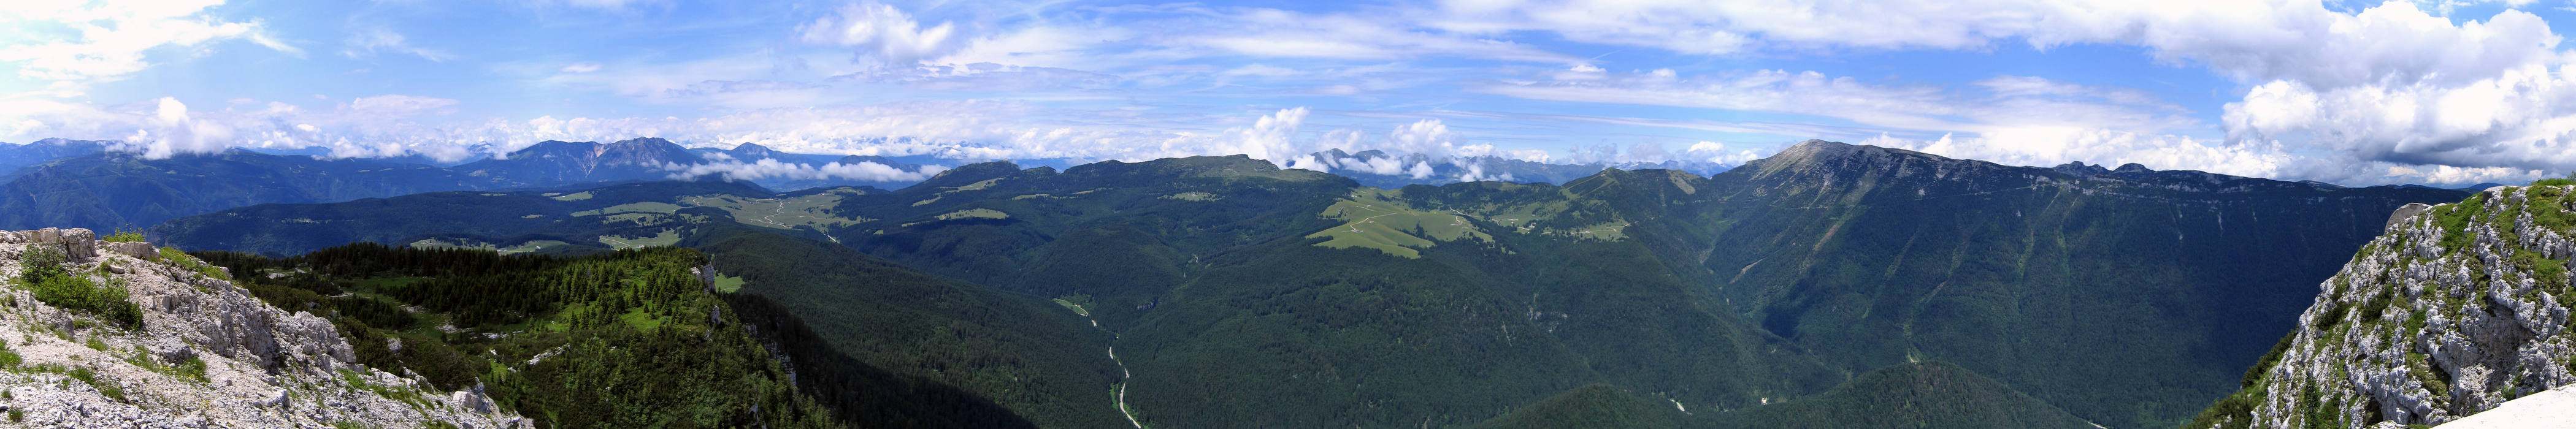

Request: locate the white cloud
(664, 158), (949, 182)
(2221, 65), (2576, 173)
(112, 97), (236, 159)
(1424, 1), (2555, 88)
(348, 95), (459, 115)
(798, 1), (967, 67)
(1481, 69), (2196, 137)
(1227, 107), (1313, 168)
(1386, 119), (1458, 158)
(342, 26), (453, 62)
(1683, 141), (1762, 166)
(1433, 0), (2576, 184)
(560, 62), (603, 73)
(0, 0), (300, 88)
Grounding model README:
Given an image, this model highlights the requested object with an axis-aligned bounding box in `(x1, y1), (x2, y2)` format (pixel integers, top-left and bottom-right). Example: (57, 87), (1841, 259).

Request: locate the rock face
(0, 228), (526, 428)
(2231, 185), (2576, 428)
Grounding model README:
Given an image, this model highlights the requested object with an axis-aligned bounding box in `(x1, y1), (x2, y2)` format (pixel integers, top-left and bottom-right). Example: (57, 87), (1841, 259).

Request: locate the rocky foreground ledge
(0, 228), (524, 428)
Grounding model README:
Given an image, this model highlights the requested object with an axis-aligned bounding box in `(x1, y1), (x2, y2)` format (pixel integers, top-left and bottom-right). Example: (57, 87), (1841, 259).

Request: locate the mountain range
(137, 139), (2480, 428)
(0, 137), (948, 232)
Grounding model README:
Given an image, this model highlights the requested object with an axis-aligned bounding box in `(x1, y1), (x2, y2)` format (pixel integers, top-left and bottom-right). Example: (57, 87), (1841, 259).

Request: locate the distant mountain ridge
(454, 137), (707, 185)
(0, 138), (961, 232)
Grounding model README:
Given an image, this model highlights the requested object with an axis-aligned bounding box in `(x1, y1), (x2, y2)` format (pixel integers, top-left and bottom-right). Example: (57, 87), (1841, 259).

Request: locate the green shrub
(30, 275), (143, 330)
(18, 244), (66, 285)
(178, 355), (207, 382)
(65, 366), (125, 401)
(161, 247), (231, 282)
(0, 340), (19, 368)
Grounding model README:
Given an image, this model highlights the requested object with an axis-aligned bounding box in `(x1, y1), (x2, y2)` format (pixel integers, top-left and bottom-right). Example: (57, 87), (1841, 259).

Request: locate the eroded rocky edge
(2245, 185), (2576, 428)
(0, 228), (526, 428)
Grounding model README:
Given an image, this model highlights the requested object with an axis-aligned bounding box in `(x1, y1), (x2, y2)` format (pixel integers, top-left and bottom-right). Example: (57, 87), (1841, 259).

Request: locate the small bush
(30, 275), (143, 330)
(18, 244), (66, 285)
(0, 340), (20, 368)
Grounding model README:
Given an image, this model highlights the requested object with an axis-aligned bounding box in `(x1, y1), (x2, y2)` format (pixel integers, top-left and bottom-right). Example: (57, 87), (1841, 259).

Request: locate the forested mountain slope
(148, 141), (2474, 427)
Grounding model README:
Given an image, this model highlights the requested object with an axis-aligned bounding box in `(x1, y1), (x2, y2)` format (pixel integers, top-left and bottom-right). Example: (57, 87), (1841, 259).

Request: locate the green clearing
(711, 273), (746, 293)
(953, 177), (1006, 191)
(496, 240), (567, 255)
(548, 191), (593, 201)
(412, 239), (570, 254)
(1051, 298), (1091, 316)
(598, 229), (681, 249)
(570, 201), (684, 216)
(1160, 192), (1219, 201)
(618, 308), (665, 331)
(408, 238), (494, 251)
(905, 208), (1010, 227)
(601, 213), (667, 225)
(1305, 189), (1492, 258)
(681, 192), (873, 232)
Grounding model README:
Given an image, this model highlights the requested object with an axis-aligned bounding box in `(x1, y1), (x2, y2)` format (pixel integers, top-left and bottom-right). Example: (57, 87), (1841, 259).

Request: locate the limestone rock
(104, 241), (157, 261)
(2233, 185), (2576, 428)
(2386, 202), (2434, 232)
(0, 230), (526, 428)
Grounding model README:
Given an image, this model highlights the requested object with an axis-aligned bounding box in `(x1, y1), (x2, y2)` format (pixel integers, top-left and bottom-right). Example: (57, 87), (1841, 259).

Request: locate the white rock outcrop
(0, 228), (527, 428)
(2247, 186), (2576, 428)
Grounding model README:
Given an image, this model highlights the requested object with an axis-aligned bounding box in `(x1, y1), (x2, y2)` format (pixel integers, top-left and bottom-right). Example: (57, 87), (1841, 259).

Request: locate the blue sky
(7, 0), (2576, 186)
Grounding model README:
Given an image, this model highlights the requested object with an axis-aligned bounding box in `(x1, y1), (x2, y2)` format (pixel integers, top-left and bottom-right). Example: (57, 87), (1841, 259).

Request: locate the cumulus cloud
(1386, 120), (1460, 158)
(1224, 107), (1332, 170)
(664, 158), (950, 183)
(113, 97), (236, 159)
(799, 1), (967, 67)
(2220, 61), (2576, 175)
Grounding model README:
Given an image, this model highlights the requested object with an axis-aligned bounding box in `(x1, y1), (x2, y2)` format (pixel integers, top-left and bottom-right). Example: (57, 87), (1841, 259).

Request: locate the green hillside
(1472, 384), (1687, 429)
(686, 226), (1127, 428)
(1703, 362), (2095, 428)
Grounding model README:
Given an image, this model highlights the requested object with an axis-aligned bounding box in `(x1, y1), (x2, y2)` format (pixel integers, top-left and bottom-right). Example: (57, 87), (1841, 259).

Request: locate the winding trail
(1066, 303), (1144, 428)
(745, 198), (795, 229)
(1109, 343), (1141, 428)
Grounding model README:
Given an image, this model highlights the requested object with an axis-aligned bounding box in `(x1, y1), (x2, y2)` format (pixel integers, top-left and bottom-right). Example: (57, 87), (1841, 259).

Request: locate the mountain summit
(458, 137), (704, 185)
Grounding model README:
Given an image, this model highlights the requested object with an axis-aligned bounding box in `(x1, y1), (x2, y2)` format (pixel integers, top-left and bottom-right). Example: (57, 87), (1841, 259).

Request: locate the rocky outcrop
(0, 228), (526, 428)
(2225, 185), (2576, 428)
(0, 227), (98, 260)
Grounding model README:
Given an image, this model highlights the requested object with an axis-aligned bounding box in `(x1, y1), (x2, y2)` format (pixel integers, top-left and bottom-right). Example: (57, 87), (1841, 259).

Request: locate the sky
(6, 0), (2576, 186)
